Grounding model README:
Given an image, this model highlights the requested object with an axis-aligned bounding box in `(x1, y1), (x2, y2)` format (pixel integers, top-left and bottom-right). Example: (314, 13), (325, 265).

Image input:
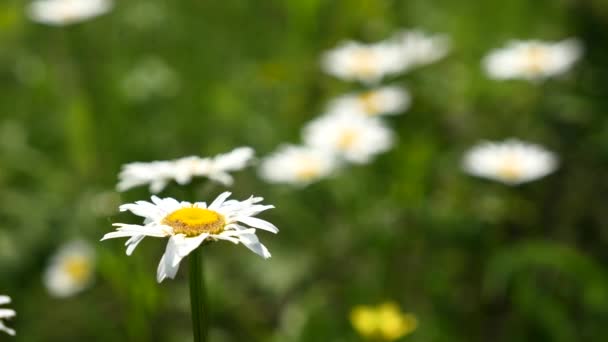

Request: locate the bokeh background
(2, 0), (608, 341)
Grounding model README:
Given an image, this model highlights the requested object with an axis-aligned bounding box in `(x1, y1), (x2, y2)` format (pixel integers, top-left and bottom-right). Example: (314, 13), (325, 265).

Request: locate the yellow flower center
(358, 91), (381, 115)
(524, 46), (549, 74)
(497, 154), (523, 182)
(337, 129), (358, 150)
(295, 159), (321, 181)
(351, 50), (377, 77)
(63, 257), (92, 283)
(162, 207), (225, 236)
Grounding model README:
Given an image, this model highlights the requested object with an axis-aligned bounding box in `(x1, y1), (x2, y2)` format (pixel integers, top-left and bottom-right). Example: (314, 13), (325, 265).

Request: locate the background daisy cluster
(1, 0), (608, 341)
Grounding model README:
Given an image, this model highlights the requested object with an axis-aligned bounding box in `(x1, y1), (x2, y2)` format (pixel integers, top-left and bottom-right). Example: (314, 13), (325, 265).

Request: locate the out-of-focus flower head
(303, 111), (394, 164)
(326, 86), (410, 118)
(350, 302), (418, 341)
(117, 147), (255, 193)
(392, 29), (450, 70)
(482, 38), (582, 81)
(43, 240), (95, 298)
(321, 40), (406, 84)
(462, 139), (558, 185)
(0, 295), (15, 336)
(101, 192), (278, 282)
(258, 145), (337, 186)
(121, 57), (180, 102)
(27, 0), (113, 26)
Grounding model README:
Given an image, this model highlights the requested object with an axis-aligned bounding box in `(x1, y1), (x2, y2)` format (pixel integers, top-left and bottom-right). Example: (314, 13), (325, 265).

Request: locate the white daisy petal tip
(103, 192), (278, 282)
(462, 139), (558, 185)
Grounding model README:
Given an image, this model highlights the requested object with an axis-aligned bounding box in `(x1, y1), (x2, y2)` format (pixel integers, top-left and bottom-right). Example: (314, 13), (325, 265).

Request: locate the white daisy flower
(392, 29), (450, 70)
(117, 160), (175, 193)
(43, 240), (95, 298)
(101, 192), (278, 283)
(259, 145), (337, 186)
(0, 295), (15, 336)
(482, 38), (582, 81)
(462, 139), (558, 185)
(321, 40), (406, 84)
(327, 86), (410, 118)
(303, 112), (394, 164)
(117, 147), (255, 193)
(27, 0), (113, 26)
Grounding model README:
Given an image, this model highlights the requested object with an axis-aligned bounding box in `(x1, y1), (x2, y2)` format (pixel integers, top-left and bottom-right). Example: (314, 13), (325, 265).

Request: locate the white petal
(0, 321), (15, 336)
(125, 235), (146, 256)
(156, 234), (208, 283)
(208, 192), (232, 210)
(0, 296), (10, 305)
(0, 309), (15, 318)
(236, 216), (279, 233)
(237, 233), (272, 259)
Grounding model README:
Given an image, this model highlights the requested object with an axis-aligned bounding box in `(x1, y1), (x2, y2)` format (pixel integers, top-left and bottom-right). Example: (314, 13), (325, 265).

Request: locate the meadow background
(2, 0), (608, 341)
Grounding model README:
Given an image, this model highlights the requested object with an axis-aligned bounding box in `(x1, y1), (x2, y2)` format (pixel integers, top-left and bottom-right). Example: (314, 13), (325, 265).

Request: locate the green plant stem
(189, 248), (208, 342)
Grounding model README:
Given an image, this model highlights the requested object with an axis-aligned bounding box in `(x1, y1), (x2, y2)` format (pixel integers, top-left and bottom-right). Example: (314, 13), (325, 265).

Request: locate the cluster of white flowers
(321, 29), (450, 84)
(107, 145), (278, 282)
(27, 0), (112, 26)
(0, 295), (15, 336)
(117, 146), (255, 193)
(461, 38), (581, 184)
(259, 28), (448, 186)
(43, 240), (95, 298)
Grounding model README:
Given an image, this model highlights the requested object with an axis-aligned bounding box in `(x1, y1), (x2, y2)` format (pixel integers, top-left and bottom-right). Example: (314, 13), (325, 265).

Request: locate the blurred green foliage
(1, 0), (608, 341)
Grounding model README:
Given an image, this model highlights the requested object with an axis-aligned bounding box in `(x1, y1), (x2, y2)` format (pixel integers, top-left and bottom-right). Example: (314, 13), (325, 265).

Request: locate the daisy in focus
(482, 38), (582, 81)
(101, 192), (278, 283)
(303, 112), (394, 164)
(43, 240), (95, 298)
(321, 40), (406, 84)
(0, 295), (15, 336)
(117, 146), (255, 193)
(462, 139), (558, 185)
(326, 86), (410, 118)
(258, 145), (337, 186)
(27, 0), (113, 26)
(392, 29), (450, 70)
(350, 302), (418, 341)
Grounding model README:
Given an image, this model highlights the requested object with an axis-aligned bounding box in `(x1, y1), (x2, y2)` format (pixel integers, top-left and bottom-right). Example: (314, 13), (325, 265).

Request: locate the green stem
(189, 248), (208, 342)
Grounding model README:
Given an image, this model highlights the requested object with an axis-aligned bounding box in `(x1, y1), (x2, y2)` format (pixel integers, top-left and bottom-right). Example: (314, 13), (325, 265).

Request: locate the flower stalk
(189, 248), (208, 342)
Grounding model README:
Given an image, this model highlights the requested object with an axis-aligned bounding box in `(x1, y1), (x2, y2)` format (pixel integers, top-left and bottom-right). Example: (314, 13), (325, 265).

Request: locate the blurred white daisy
(0, 295), (15, 336)
(27, 0), (113, 26)
(462, 139), (558, 185)
(121, 57), (180, 102)
(303, 112), (394, 164)
(43, 240), (95, 298)
(321, 40), (406, 84)
(101, 192), (278, 283)
(482, 39), (582, 81)
(117, 160), (175, 193)
(259, 145), (337, 186)
(327, 86), (410, 118)
(392, 29), (450, 70)
(117, 147), (255, 193)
